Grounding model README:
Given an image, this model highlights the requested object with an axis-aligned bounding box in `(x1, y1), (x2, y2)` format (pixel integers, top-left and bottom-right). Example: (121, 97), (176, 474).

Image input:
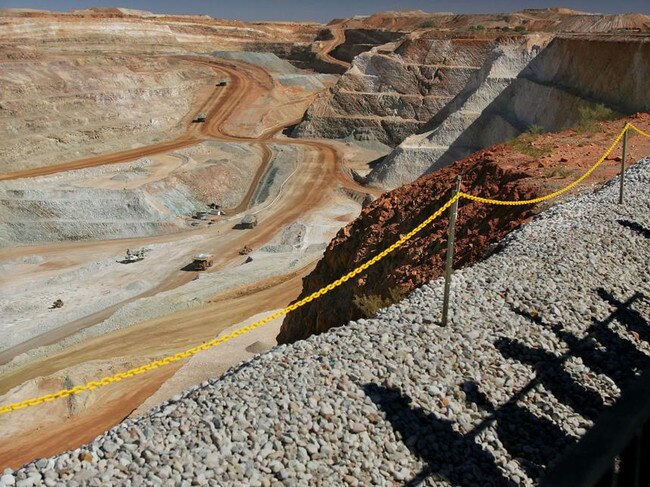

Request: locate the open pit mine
(1, 6), (650, 486)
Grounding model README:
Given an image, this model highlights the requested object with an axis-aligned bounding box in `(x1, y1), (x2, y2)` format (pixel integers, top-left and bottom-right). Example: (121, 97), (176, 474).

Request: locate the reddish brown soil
(0, 364), (179, 470)
(278, 113), (650, 344)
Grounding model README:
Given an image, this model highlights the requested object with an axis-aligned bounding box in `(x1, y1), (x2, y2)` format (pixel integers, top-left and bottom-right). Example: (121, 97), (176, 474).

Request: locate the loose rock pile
(3, 157), (650, 486)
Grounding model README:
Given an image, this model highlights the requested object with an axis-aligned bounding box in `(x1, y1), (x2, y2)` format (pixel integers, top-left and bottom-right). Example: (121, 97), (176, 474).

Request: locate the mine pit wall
(0, 182), (199, 247)
(280, 36), (650, 344)
(366, 36), (545, 188)
(525, 36), (650, 115)
(370, 36), (650, 189)
(471, 36), (650, 138)
(0, 141), (268, 247)
(330, 28), (405, 63)
(236, 42), (343, 74)
(291, 35), (529, 147)
(267, 28), (405, 75)
(0, 55), (215, 172)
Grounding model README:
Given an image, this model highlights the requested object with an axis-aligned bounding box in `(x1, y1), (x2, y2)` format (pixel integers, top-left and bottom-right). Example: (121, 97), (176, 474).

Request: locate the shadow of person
(462, 381), (574, 479)
(363, 383), (517, 487)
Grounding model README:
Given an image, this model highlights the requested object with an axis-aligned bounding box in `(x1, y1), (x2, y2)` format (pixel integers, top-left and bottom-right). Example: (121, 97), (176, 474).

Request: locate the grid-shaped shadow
(364, 288), (650, 486)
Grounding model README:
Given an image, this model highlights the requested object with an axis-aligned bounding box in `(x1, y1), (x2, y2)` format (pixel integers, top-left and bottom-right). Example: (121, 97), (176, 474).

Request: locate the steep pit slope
(0, 10), (321, 55)
(292, 8), (649, 178)
(366, 35), (546, 188)
(0, 51), (215, 172)
(5, 156), (650, 484)
(0, 141), (265, 247)
(369, 35), (650, 188)
(328, 27), (404, 64)
(293, 32), (538, 147)
(279, 114), (650, 343)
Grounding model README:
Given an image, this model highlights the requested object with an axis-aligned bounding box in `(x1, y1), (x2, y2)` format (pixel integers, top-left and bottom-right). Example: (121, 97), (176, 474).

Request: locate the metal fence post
(441, 176), (462, 326)
(619, 125), (628, 205)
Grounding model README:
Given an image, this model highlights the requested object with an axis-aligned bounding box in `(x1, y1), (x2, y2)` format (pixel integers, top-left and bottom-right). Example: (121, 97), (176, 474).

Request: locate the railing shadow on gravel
(363, 383), (519, 487)
(364, 287), (650, 486)
(617, 219), (650, 239)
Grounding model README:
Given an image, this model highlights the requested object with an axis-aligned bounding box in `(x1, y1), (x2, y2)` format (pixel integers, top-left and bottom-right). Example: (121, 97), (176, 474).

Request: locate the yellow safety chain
(0, 196), (460, 415)
(629, 123), (650, 139)
(1, 122), (648, 415)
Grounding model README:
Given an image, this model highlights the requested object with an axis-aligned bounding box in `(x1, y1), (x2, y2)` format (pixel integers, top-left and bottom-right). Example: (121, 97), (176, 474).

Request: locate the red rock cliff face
(278, 114), (650, 345)
(277, 149), (539, 344)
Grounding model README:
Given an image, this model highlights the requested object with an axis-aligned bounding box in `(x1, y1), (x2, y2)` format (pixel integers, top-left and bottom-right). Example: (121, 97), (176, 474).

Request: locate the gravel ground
(2, 157), (650, 486)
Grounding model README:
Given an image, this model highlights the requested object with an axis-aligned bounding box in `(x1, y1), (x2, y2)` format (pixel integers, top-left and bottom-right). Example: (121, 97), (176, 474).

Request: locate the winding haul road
(317, 27), (350, 70)
(0, 45), (379, 468)
(0, 52), (365, 365)
(0, 51), (369, 366)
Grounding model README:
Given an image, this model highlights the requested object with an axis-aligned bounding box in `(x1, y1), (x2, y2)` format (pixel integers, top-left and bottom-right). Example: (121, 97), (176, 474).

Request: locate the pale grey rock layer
(369, 36), (650, 189)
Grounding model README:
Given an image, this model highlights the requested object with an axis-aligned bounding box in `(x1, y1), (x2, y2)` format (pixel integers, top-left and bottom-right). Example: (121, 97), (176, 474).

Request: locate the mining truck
(240, 214), (257, 229)
(193, 253), (213, 271)
(217, 79), (228, 86)
(194, 112), (207, 123)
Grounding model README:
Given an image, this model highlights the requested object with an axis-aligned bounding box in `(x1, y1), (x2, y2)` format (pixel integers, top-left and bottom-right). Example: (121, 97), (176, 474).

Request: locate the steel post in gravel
(620, 126), (628, 205)
(441, 176), (462, 327)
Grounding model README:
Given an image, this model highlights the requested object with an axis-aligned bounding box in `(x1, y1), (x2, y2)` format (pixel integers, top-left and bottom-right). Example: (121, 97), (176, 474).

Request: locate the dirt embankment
(278, 114), (650, 343)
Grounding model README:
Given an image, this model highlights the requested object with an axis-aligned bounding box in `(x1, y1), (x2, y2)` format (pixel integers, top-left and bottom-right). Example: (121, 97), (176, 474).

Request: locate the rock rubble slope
(3, 156), (650, 485)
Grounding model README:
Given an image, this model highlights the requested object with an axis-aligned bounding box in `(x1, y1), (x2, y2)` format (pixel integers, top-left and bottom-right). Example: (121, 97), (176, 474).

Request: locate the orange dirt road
(0, 135), (198, 181)
(0, 364), (180, 470)
(318, 27), (350, 70)
(0, 265), (313, 470)
(0, 52), (368, 470)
